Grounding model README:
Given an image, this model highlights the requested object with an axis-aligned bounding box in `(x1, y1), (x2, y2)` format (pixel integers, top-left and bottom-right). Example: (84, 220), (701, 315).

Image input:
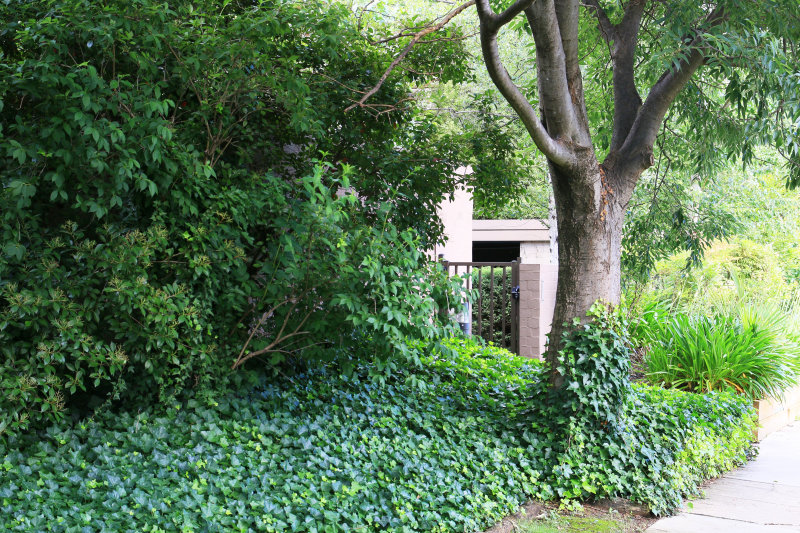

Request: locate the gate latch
(511, 285), (520, 300)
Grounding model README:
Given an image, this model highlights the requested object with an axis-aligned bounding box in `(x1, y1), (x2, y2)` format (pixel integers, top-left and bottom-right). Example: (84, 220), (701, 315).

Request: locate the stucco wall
(520, 241), (552, 264)
(432, 168), (473, 262)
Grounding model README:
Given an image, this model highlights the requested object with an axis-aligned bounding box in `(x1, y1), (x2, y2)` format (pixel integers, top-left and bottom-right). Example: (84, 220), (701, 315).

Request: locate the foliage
(420, 337), (543, 416)
(622, 172), (740, 283)
(0, 0), (472, 438)
(623, 141), (800, 288)
(0, 162), (465, 439)
(0, 346), (545, 533)
(350, 2), (552, 222)
(0, 337), (755, 530)
(518, 304), (756, 515)
(465, 96), (551, 221)
(624, 385), (756, 512)
(726, 159), (800, 282)
(471, 266), (516, 350)
(633, 301), (800, 399)
(640, 238), (793, 314)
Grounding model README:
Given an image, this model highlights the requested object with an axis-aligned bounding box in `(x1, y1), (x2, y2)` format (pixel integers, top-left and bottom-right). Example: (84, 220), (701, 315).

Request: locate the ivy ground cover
(1, 341), (756, 532)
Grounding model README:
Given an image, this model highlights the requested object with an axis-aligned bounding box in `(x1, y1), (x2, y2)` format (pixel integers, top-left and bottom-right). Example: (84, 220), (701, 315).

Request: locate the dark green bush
(0, 0), (472, 438)
(0, 163), (464, 439)
(0, 336), (756, 530)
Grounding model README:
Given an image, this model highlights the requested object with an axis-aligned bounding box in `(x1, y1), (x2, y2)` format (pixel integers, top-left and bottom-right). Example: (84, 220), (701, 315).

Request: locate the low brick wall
(754, 385), (800, 440)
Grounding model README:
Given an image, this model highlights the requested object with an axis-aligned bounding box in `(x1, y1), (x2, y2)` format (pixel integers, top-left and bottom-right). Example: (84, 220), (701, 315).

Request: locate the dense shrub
(0, 336), (756, 530)
(0, 165), (464, 439)
(0, 0), (471, 438)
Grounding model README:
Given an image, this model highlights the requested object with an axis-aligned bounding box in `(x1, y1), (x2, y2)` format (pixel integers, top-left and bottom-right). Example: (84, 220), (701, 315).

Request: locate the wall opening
(472, 241), (520, 262)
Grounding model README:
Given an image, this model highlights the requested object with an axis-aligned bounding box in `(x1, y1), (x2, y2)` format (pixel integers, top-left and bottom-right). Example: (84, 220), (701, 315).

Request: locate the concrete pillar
(518, 263), (558, 359)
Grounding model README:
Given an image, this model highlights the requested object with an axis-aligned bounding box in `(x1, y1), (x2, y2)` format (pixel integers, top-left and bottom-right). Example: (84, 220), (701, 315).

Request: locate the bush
(0, 333), (756, 530)
(0, 0), (470, 439)
(0, 164), (464, 439)
(633, 302), (800, 399)
(645, 238), (792, 313)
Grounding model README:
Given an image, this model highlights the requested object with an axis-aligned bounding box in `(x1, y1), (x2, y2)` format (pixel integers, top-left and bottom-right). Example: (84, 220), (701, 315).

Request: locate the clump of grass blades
(637, 303), (800, 400)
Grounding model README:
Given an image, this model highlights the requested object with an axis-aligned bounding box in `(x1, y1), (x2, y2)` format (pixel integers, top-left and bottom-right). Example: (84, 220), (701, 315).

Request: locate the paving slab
(728, 423), (800, 486)
(645, 513), (799, 533)
(646, 422), (800, 533)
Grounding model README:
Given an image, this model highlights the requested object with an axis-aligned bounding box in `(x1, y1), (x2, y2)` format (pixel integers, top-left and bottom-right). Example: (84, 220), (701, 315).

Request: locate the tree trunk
(544, 156), (629, 388)
(472, 0), (713, 388)
(546, 177), (559, 266)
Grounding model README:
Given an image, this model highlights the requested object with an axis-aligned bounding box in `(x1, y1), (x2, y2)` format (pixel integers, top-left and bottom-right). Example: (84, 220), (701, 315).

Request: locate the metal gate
(441, 258), (520, 354)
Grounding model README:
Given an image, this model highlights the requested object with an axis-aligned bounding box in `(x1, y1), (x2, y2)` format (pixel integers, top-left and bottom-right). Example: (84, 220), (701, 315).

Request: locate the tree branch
(616, 5), (728, 179)
(345, 0), (476, 112)
(555, 0), (581, 90)
(525, 0), (586, 144)
(480, 0), (536, 32)
(476, 0), (575, 167)
(608, 0), (645, 152)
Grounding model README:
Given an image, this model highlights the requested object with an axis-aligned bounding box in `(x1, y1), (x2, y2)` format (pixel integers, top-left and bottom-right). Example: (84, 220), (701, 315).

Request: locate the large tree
(353, 0), (800, 385)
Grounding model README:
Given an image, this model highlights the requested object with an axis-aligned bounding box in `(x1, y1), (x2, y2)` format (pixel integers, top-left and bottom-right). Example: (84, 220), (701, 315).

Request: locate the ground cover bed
(0, 339), (756, 532)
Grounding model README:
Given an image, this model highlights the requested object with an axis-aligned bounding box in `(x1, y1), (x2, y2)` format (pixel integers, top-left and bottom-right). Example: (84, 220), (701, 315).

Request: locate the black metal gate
(441, 258), (520, 354)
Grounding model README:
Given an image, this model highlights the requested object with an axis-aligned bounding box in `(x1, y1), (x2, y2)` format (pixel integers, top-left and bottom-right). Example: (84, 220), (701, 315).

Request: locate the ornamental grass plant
(635, 301), (800, 399)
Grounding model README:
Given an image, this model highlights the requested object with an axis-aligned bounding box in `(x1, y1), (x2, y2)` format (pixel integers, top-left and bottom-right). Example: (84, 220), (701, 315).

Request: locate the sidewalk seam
(688, 511), (799, 527)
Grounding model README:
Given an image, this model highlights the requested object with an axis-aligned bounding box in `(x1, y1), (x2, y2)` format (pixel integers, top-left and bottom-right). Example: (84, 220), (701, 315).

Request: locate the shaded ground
(484, 500), (657, 533)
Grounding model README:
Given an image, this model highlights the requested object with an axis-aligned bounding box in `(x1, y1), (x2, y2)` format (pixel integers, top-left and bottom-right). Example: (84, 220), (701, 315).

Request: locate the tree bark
(544, 151), (631, 387)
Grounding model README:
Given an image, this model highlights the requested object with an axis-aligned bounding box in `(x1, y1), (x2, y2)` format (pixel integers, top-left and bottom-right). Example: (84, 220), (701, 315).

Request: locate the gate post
(510, 258), (520, 355)
(517, 263), (558, 359)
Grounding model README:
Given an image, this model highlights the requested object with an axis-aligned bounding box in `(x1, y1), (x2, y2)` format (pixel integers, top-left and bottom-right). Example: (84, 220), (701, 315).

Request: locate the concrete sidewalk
(646, 422), (800, 532)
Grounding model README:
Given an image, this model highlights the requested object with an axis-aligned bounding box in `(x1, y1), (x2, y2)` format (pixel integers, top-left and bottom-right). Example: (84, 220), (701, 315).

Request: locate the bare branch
(231, 301), (315, 370)
(232, 299), (293, 369)
(345, 0), (476, 113)
(373, 30), (420, 45)
(475, 0), (575, 167)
